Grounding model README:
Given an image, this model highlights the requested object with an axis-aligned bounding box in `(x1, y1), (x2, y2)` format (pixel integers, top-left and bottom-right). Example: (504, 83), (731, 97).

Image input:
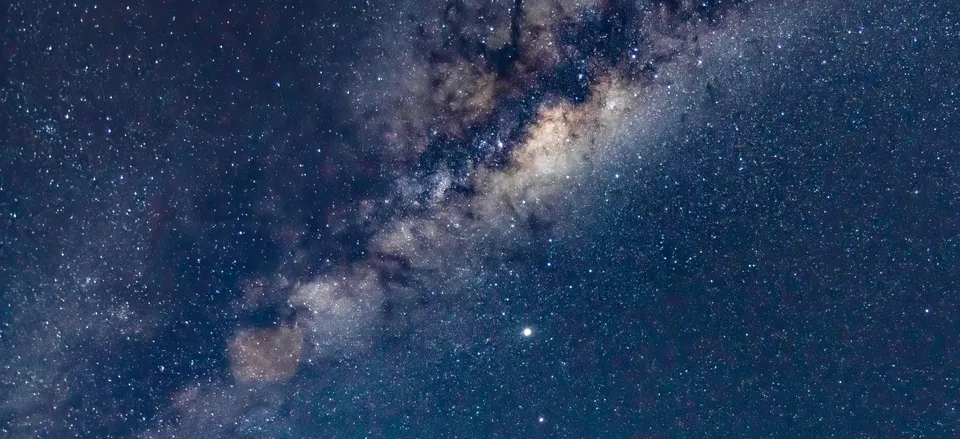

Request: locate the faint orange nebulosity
(228, 326), (304, 383)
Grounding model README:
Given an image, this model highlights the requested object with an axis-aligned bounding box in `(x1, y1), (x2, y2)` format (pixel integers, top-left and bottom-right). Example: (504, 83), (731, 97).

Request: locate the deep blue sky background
(1, 0), (957, 437)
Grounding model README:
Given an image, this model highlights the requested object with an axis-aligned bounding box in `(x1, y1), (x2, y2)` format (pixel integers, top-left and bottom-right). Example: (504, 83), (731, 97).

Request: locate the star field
(1, 0), (958, 437)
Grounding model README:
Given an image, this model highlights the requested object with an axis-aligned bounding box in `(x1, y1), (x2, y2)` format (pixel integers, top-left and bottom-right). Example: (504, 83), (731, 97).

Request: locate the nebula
(267, 0), (758, 370)
(228, 326), (304, 383)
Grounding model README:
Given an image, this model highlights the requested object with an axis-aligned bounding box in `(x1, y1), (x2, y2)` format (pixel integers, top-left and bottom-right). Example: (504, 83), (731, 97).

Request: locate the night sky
(1, 0), (958, 437)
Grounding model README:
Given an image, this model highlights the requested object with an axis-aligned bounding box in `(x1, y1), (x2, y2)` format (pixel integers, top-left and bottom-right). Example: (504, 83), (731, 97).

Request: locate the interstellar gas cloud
(2, 0), (957, 437)
(230, 0), (754, 390)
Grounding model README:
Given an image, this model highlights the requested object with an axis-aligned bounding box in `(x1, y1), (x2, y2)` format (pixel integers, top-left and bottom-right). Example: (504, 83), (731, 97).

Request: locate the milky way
(2, 0), (958, 437)
(237, 0), (762, 377)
